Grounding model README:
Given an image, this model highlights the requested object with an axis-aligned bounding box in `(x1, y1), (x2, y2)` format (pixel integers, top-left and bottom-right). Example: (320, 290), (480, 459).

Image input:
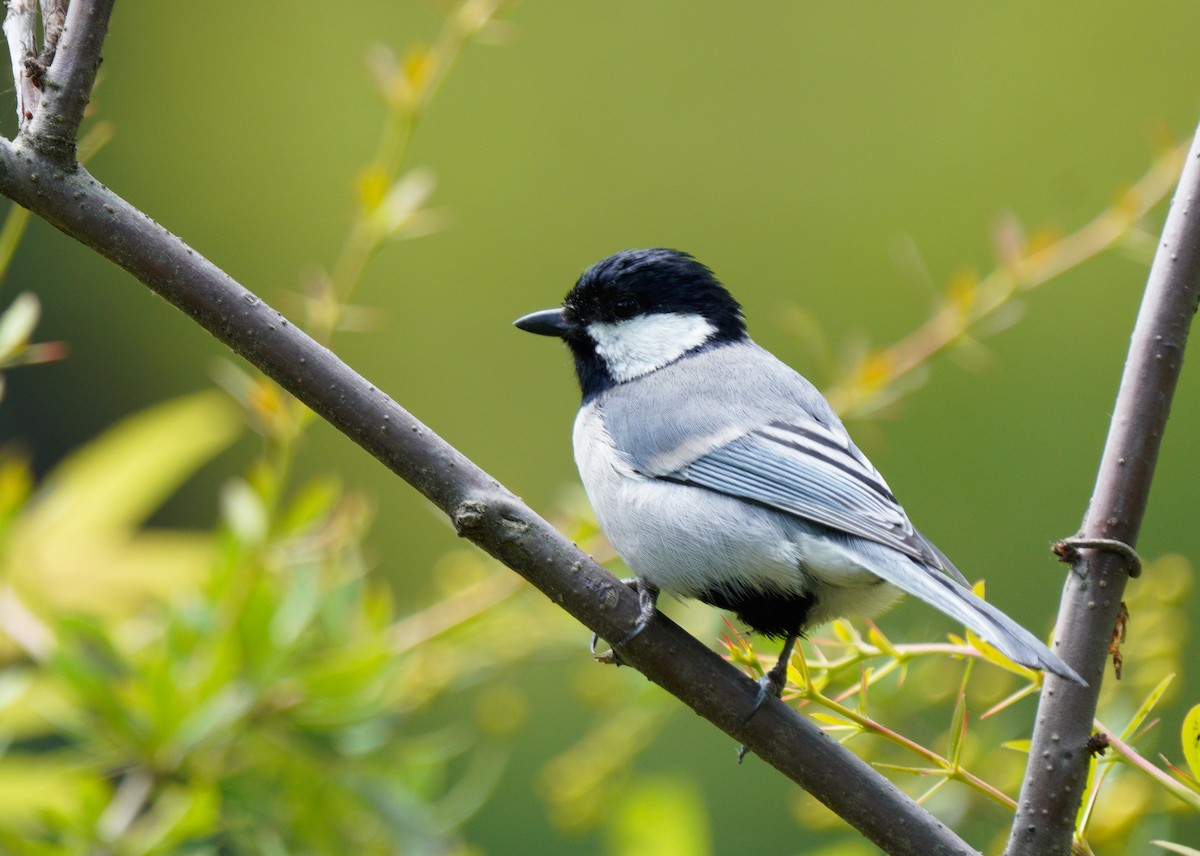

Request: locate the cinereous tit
(515, 248), (1082, 702)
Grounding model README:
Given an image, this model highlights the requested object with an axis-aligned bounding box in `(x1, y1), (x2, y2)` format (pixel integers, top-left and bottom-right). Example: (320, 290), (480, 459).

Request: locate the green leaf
(271, 560), (321, 648)
(1183, 703), (1200, 782)
(166, 684), (255, 759)
(8, 391), (243, 614)
(21, 390), (241, 538)
(1121, 673), (1176, 742)
(220, 478), (268, 547)
(122, 781), (220, 856)
(947, 686), (968, 767)
(279, 478), (341, 533)
(0, 204), (33, 281)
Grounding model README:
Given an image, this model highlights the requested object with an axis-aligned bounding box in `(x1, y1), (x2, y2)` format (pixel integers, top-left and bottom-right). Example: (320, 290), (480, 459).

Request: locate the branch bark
(1005, 125), (1200, 855)
(2, 0), (38, 125)
(0, 4), (979, 854)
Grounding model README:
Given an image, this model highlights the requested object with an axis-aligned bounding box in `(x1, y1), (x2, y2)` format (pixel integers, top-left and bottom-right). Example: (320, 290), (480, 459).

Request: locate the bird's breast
(572, 401), (810, 599)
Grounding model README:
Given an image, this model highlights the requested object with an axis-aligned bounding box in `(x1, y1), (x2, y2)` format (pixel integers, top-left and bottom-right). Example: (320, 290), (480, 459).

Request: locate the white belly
(572, 403), (901, 624)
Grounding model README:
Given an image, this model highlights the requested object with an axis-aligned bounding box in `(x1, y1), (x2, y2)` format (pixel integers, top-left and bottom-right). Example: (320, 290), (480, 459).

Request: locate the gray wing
(595, 343), (1082, 683)
(596, 342), (964, 578)
(655, 418), (969, 584)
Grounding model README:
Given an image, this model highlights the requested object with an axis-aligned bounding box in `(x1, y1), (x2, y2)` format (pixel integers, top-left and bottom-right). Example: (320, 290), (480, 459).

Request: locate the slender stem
(828, 143), (1185, 418)
(389, 572), (525, 654)
(1092, 723), (1200, 811)
(1005, 119), (1200, 856)
(805, 686), (1017, 810)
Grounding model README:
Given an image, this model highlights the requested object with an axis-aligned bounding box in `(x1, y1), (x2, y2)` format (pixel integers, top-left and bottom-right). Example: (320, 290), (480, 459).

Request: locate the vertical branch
(2, 0), (38, 126)
(24, 0), (115, 161)
(1005, 121), (1200, 855)
(38, 0), (67, 65)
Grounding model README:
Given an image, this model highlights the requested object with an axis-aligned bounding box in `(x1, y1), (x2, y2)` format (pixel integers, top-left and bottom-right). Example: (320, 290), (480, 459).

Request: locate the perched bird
(515, 248), (1083, 702)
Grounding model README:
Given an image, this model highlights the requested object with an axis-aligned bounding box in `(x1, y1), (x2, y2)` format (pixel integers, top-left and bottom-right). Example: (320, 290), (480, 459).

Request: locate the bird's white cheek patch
(588, 313), (716, 382)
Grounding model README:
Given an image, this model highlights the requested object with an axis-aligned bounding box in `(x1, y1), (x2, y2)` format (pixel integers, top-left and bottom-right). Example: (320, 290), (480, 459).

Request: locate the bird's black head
(514, 249), (747, 400)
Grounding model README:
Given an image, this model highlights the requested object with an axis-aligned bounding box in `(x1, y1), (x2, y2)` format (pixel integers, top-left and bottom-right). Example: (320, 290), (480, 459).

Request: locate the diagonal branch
(0, 135), (978, 856)
(1005, 121), (1200, 855)
(0, 7), (976, 848)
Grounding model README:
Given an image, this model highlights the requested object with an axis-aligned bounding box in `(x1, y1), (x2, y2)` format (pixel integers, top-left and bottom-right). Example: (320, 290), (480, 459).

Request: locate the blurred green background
(2, 1), (1199, 853)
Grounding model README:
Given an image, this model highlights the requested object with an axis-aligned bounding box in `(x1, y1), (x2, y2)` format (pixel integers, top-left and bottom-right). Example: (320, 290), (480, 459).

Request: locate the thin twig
(827, 144), (1186, 419)
(1004, 120), (1200, 856)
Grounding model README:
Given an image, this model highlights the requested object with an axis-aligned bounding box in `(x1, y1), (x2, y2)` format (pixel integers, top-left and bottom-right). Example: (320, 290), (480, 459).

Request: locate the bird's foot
(750, 669), (788, 716)
(592, 578), (659, 666)
(1053, 535), (1143, 578)
(737, 635), (797, 764)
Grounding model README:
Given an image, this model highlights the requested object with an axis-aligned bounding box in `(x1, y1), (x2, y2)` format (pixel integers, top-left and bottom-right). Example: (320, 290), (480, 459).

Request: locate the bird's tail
(871, 555), (1085, 685)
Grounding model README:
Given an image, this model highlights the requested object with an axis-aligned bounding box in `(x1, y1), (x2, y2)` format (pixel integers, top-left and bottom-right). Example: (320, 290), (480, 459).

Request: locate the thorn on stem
(1109, 601), (1129, 680)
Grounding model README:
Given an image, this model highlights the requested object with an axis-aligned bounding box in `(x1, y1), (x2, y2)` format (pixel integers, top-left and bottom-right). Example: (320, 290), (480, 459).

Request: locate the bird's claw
(737, 635), (798, 763)
(750, 672), (786, 715)
(592, 578), (659, 666)
(591, 632), (625, 665)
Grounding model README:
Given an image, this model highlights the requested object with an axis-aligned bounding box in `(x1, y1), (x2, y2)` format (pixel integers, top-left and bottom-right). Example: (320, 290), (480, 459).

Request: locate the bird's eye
(613, 297), (638, 319)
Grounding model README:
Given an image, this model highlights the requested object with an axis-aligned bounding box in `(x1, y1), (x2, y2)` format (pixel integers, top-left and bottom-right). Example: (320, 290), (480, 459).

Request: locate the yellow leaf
(0, 453), (31, 513)
(356, 166), (389, 212)
(830, 619), (857, 643)
(7, 392), (242, 616)
(1026, 225), (1063, 256)
(0, 756), (94, 827)
(1183, 704), (1200, 782)
(966, 629), (1037, 681)
(858, 353), (894, 389)
(810, 712), (855, 728)
(867, 623), (900, 659)
(404, 45), (435, 95)
(947, 268), (978, 314)
(1113, 182), (1140, 219)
